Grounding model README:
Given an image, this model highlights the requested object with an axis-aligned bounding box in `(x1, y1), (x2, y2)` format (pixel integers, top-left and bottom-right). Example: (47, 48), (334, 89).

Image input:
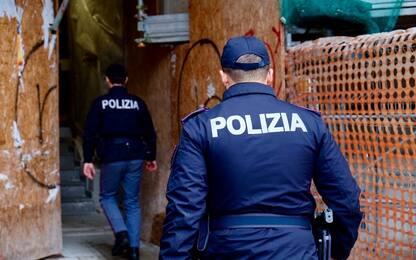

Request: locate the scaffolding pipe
(49, 0), (70, 34)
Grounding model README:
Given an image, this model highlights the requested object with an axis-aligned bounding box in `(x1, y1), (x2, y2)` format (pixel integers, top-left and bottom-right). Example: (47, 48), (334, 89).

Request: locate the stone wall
(66, 0), (124, 130)
(125, 0), (284, 244)
(0, 0), (61, 259)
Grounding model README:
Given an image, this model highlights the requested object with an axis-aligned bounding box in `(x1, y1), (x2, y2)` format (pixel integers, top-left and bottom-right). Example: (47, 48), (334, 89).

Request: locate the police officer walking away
(160, 36), (362, 259)
(83, 63), (157, 260)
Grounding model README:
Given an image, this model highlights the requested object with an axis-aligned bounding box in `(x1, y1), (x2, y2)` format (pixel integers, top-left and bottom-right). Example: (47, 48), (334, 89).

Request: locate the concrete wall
(125, 0), (283, 244)
(161, 0), (188, 14)
(125, 1), (176, 243)
(176, 0), (284, 137)
(0, 0), (61, 259)
(67, 0), (124, 130)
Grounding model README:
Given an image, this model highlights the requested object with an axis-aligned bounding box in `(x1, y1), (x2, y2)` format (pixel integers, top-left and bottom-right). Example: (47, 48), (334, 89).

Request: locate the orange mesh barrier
(286, 28), (416, 259)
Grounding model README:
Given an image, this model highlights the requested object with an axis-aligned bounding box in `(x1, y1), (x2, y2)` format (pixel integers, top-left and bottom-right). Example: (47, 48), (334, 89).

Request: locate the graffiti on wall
(36, 84), (58, 145)
(2, 1), (58, 192)
(10, 36), (58, 190)
(244, 24), (284, 95)
(176, 38), (222, 129)
(176, 23), (284, 131)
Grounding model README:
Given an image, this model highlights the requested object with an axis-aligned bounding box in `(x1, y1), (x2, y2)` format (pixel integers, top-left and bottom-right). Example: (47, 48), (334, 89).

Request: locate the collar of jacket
(109, 85), (127, 94)
(223, 82), (275, 101)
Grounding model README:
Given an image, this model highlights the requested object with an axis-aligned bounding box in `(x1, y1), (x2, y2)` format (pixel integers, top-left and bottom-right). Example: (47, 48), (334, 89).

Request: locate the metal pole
(49, 0), (70, 34)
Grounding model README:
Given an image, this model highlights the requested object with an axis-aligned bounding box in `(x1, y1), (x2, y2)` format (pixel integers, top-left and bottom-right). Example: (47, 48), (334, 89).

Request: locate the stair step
(60, 127), (72, 138)
(61, 199), (96, 215)
(59, 141), (74, 156)
(61, 196), (92, 203)
(60, 154), (77, 169)
(60, 169), (83, 183)
(61, 180), (84, 187)
(61, 185), (87, 199)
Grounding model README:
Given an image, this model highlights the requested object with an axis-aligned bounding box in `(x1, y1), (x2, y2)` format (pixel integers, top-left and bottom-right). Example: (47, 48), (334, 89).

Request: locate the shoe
(112, 231), (129, 256)
(128, 247), (139, 260)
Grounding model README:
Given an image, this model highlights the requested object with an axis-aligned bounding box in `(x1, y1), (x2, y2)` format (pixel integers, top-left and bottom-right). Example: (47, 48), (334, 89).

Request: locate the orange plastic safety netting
(286, 28), (416, 259)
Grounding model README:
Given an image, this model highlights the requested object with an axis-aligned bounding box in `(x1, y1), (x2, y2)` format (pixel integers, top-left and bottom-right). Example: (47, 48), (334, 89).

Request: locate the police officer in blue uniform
(83, 63), (157, 260)
(160, 36), (362, 259)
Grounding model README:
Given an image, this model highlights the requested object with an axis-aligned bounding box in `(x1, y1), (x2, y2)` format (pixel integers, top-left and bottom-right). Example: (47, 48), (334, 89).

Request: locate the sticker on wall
(0, 0), (22, 20)
(207, 82), (216, 98)
(11, 121), (24, 148)
(170, 52), (177, 76)
(48, 34), (57, 60)
(0, 174), (15, 190)
(16, 34), (24, 66)
(42, 0), (54, 49)
(45, 185), (60, 203)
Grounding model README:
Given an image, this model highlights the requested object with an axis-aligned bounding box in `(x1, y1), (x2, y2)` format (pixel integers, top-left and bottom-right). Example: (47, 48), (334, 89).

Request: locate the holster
(313, 226), (331, 260)
(312, 209), (333, 260)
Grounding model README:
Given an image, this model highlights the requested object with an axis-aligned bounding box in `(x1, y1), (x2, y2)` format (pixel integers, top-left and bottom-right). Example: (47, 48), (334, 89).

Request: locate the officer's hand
(83, 163), (96, 180)
(145, 161), (158, 172)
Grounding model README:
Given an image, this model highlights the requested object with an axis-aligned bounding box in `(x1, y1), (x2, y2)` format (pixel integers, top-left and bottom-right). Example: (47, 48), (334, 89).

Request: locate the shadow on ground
(45, 212), (159, 259)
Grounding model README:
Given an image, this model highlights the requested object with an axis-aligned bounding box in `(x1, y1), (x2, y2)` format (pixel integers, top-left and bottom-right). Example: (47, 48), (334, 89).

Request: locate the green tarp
(281, 0), (404, 34)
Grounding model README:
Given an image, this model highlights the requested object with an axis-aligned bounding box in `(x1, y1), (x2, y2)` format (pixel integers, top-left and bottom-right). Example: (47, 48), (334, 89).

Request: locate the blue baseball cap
(221, 36), (270, 71)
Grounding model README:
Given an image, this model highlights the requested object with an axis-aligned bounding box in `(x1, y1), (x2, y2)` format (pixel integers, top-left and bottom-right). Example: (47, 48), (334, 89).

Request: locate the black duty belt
(104, 137), (139, 144)
(210, 214), (311, 230)
(196, 213), (312, 252)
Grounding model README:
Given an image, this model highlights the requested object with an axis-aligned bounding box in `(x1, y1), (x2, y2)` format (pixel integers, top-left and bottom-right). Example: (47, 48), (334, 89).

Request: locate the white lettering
(259, 114), (268, 133)
(290, 113), (308, 132)
(281, 113), (290, 131)
(210, 117), (226, 138)
(227, 115), (246, 136)
(266, 113), (283, 133)
(102, 100), (109, 109)
(209, 113), (308, 137)
(101, 99), (140, 110)
(245, 115), (262, 134)
(116, 99), (122, 109)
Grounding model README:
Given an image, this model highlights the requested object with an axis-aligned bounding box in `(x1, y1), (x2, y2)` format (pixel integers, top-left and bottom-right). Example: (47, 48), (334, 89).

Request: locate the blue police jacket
(160, 82), (362, 259)
(83, 86), (156, 163)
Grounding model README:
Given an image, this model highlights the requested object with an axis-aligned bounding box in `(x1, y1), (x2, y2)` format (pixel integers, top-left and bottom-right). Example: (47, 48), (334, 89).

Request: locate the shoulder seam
(181, 107), (208, 123)
(290, 103), (321, 117)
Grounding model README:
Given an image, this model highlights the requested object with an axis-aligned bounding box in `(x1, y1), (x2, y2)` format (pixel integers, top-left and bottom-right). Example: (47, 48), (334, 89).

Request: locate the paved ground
(46, 213), (159, 259)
